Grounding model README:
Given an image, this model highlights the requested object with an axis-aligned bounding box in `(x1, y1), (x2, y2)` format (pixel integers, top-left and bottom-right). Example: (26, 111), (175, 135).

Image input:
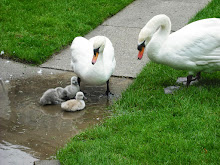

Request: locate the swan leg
(186, 75), (193, 87)
(77, 77), (81, 86)
(186, 72), (201, 87)
(191, 72), (201, 81)
(76, 77), (88, 96)
(106, 80), (113, 96)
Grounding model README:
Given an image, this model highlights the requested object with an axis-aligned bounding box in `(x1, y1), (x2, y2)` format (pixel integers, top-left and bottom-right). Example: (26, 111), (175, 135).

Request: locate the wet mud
(0, 72), (133, 164)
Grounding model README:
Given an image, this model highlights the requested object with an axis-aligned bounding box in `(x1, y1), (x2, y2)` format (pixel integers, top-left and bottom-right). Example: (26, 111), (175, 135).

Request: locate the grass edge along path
(0, 0), (134, 65)
(56, 0), (220, 164)
(188, 0), (220, 23)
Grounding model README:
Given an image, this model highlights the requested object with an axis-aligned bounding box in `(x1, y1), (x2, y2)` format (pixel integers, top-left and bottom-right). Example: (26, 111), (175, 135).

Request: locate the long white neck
(94, 37), (113, 71)
(93, 36), (106, 64)
(141, 15), (171, 62)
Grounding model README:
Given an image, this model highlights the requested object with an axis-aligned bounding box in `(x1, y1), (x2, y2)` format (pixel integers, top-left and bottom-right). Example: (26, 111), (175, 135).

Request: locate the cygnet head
(71, 76), (78, 85)
(75, 92), (85, 100)
(92, 36), (106, 65)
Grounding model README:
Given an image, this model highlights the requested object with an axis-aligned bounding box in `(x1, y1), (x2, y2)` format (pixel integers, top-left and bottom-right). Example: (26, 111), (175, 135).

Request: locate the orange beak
(92, 52), (99, 65)
(138, 47), (145, 60)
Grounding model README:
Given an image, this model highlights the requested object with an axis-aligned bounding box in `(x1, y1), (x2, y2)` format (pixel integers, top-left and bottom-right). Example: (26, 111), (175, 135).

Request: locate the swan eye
(137, 41), (145, 51)
(93, 47), (100, 55)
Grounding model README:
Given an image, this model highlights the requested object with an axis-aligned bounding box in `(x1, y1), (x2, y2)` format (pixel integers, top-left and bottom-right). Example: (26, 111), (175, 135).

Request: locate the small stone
(176, 77), (187, 84)
(164, 86), (180, 94)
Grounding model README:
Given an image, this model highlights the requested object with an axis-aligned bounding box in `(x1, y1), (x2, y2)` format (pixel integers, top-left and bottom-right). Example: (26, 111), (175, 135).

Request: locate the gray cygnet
(40, 87), (67, 105)
(64, 76), (80, 99)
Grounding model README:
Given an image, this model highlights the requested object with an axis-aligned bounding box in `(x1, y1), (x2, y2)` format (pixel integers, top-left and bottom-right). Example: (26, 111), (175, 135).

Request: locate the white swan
(70, 36), (116, 95)
(137, 14), (220, 86)
(61, 92), (86, 112)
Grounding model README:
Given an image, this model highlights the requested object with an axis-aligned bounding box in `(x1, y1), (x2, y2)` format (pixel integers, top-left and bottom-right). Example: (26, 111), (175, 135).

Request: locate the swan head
(137, 14), (171, 60)
(92, 36), (106, 65)
(76, 91), (86, 100)
(137, 29), (152, 60)
(71, 76), (78, 86)
(137, 40), (146, 60)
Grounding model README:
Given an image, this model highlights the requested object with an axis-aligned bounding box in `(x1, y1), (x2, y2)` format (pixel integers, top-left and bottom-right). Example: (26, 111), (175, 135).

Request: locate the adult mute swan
(137, 14), (220, 86)
(71, 36), (116, 95)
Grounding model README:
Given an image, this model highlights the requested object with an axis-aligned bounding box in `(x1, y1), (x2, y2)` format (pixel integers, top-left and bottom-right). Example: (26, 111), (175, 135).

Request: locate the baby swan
(61, 92), (86, 112)
(64, 76), (80, 99)
(40, 87), (67, 105)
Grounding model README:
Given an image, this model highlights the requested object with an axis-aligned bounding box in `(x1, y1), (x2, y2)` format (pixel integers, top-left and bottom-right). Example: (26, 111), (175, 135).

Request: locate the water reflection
(0, 72), (132, 164)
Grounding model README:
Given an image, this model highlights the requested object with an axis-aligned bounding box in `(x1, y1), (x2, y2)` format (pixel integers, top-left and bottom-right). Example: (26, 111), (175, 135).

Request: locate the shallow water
(0, 72), (132, 164)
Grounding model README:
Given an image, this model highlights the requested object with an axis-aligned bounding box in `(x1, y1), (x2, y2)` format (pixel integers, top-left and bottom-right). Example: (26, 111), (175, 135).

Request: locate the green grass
(57, 64), (219, 164)
(56, 0), (220, 164)
(188, 0), (220, 23)
(0, 0), (134, 64)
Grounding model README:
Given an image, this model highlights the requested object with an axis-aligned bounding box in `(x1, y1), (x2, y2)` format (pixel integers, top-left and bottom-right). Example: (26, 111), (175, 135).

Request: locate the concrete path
(40, 0), (210, 78)
(0, 59), (67, 81)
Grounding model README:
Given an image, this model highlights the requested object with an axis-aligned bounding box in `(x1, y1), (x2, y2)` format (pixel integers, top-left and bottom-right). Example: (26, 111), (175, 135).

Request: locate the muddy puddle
(0, 72), (132, 164)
